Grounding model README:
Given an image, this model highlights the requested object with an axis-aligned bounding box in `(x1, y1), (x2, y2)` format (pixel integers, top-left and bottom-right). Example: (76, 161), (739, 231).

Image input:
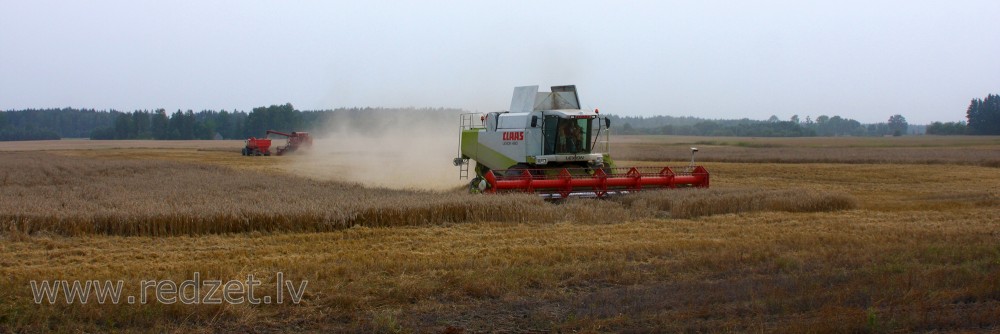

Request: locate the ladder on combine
(457, 158), (470, 179)
(595, 127), (611, 155)
(455, 113), (478, 180)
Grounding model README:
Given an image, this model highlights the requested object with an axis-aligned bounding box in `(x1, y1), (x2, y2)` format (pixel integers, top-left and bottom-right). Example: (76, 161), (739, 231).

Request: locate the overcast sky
(2, 1), (998, 124)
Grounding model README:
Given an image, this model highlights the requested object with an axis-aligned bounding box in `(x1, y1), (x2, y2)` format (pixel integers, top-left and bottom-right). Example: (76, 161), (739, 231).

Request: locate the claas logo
(502, 132), (524, 141)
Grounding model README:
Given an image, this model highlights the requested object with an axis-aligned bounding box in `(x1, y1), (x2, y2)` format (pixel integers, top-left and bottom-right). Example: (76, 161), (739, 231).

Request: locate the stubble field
(1, 136), (999, 332)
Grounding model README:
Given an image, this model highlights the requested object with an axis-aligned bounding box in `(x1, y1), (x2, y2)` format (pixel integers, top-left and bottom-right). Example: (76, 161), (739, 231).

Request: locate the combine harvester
(267, 130), (313, 155)
(241, 130), (313, 156)
(453, 85), (709, 199)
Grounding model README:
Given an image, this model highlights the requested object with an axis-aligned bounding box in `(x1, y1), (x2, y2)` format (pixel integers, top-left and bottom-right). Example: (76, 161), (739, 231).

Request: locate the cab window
(544, 116), (591, 154)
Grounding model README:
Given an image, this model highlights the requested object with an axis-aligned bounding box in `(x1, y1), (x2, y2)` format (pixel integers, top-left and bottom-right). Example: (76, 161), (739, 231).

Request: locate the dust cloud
(284, 108), (470, 191)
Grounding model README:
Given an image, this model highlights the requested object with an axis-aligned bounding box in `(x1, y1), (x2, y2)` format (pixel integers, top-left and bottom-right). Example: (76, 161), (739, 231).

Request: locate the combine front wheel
(469, 177), (488, 194)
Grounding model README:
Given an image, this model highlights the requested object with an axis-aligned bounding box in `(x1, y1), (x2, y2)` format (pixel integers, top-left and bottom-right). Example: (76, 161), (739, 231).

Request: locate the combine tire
(241, 148), (247, 156)
(469, 177), (487, 194)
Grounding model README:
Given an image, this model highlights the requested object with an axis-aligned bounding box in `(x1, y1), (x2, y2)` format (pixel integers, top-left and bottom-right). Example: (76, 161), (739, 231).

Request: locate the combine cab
(454, 85), (709, 198)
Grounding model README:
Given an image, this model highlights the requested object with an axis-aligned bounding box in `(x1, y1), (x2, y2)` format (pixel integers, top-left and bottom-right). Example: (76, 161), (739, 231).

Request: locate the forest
(1, 93), (997, 141)
(0, 105), (461, 141)
(609, 114), (915, 137)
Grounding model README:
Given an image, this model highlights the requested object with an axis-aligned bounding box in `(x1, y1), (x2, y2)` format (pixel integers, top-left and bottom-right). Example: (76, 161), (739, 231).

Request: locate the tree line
(3, 94), (998, 140)
(90, 104), (465, 140)
(0, 108), (111, 141)
(0, 107), (918, 140)
(0, 105), (464, 141)
(89, 108), (247, 140)
(925, 94), (1000, 135)
(612, 93), (1000, 137)
(610, 113), (913, 137)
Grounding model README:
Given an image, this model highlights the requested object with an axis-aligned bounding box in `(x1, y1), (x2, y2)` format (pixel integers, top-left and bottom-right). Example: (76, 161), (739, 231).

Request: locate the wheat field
(1, 137), (999, 332)
(614, 135), (1000, 167)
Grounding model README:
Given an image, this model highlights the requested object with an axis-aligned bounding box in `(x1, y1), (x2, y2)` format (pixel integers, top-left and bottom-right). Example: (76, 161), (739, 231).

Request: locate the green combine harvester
(453, 85), (709, 199)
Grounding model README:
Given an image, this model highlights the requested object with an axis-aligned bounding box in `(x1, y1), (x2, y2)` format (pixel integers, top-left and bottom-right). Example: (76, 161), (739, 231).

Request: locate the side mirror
(531, 116), (538, 128)
(604, 118), (611, 128)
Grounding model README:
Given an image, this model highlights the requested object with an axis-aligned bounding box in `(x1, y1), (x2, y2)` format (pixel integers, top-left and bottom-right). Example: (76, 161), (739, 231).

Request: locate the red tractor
(265, 130), (313, 155)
